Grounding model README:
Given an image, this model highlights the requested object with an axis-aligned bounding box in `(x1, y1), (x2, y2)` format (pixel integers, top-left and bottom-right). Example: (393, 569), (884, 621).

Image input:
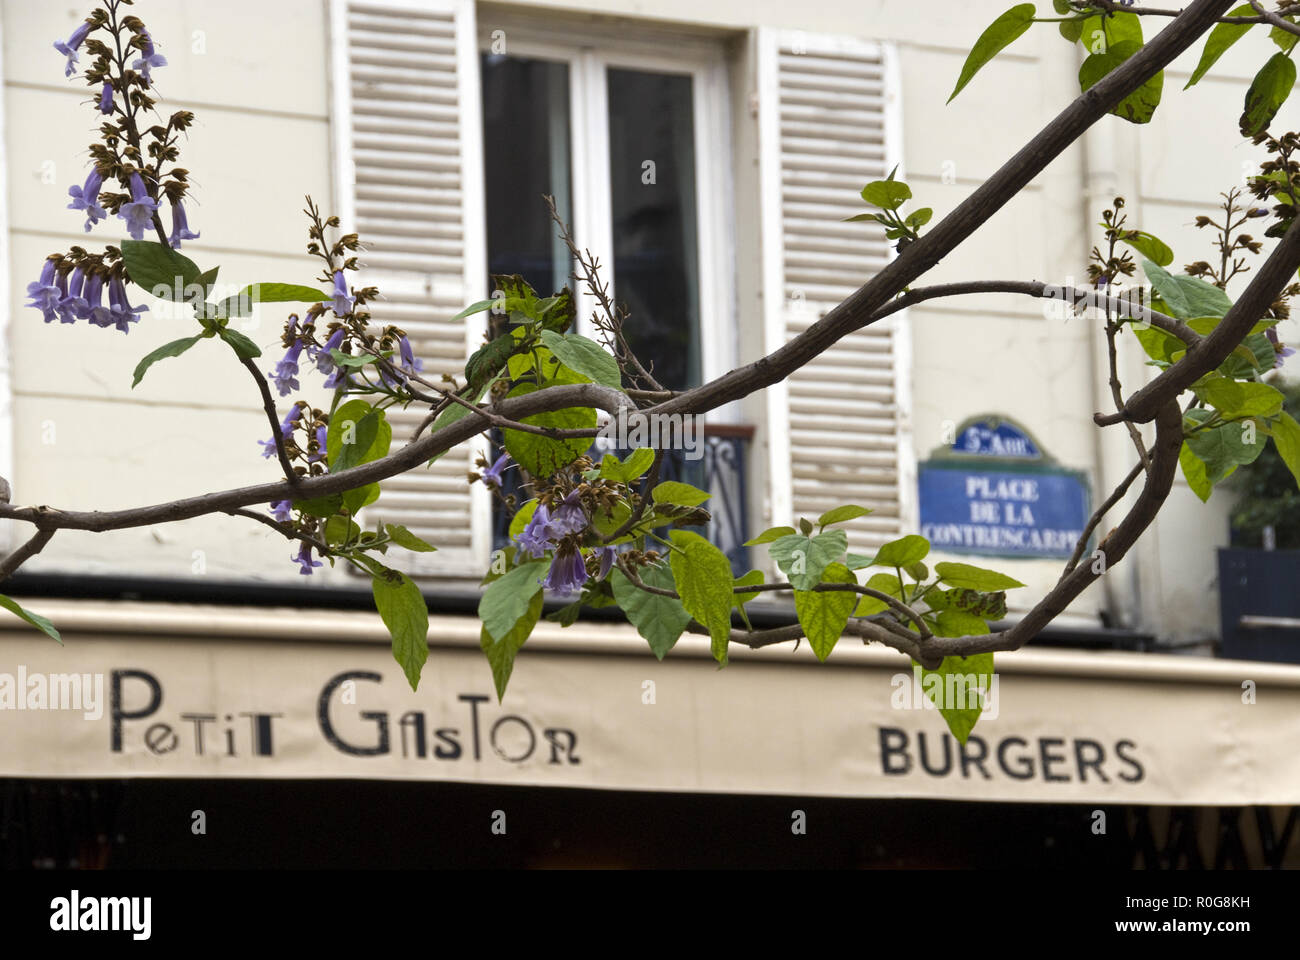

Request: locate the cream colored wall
(3, 0), (351, 586)
(3, 0), (1292, 641)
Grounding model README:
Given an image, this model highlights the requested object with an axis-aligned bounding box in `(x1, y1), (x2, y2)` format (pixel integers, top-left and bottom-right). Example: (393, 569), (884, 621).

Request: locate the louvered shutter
(758, 30), (914, 561)
(331, 0), (489, 577)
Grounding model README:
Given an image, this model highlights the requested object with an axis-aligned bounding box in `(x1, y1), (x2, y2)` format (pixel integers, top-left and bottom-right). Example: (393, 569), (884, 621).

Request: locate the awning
(1, 599), (1297, 805)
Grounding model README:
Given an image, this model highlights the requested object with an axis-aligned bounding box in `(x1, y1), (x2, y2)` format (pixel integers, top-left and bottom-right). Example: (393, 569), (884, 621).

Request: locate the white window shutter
(757, 30), (913, 559)
(331, 0), (489, 577)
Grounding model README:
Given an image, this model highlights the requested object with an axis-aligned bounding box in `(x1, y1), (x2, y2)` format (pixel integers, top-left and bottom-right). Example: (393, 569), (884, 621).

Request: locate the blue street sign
(918, 417), (1090, 559)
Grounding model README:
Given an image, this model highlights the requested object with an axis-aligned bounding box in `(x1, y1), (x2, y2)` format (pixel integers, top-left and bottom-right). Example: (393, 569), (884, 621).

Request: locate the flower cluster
(29, 5), (200, 332)
(25, 254), (146, 334)
(476, 457), (620, 596)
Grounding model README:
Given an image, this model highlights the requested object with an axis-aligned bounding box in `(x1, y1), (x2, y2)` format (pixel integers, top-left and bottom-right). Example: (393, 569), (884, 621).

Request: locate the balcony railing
(490, 425), (754, 575)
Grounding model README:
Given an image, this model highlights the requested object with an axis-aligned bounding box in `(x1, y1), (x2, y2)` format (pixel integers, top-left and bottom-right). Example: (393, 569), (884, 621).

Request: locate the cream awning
(0, 599), (1297, 805)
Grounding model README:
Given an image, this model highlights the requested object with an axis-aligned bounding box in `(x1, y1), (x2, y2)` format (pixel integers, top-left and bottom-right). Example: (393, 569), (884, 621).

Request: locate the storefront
(2, 599), (1297, 868)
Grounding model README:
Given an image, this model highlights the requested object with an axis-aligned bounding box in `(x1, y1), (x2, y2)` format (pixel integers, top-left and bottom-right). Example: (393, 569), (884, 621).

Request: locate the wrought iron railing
(490, 425), (753, 575)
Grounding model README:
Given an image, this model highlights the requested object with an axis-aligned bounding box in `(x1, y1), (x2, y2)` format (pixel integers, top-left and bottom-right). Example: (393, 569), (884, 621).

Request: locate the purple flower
(53, 270), (78, 324)
(83, 273), (114, 328)
(551, 489), (587, 536)
(515, 504), (559, 559)
(270, 500), (293, 523)
(328, 271), (354, 316)
(67, 169), (106, 232)
(316, 327), (346, 375)
(542, 546), (589, 595)
(99, 81), (114, 114)
(1266, 326), (1296, 364)
(270, 320), (306, 396)
(60, 268), (89, 323)
(479, 453), (509, 489)
(54, 21), (93, 78)
(131, 36), (167, 83)
(292, 542), (322, 575)
(308, 424), (328, 464)
(593, 545), (616, 580)
(117, 173), (160, 241)
(167, 199), (199, 249)
(260, 407), (298, 458)
(106, 275), (147, 333)
(25, 260), (62, 323)
(398, 335), (424, 375)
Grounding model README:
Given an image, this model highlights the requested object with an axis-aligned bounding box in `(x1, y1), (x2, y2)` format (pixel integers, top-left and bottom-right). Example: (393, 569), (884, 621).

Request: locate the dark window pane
(481, 55), (572, 296)
(607, 68), (701, 391)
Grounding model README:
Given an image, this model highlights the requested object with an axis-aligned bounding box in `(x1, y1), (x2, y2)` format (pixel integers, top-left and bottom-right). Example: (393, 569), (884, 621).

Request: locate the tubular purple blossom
(479, 453), (510, 489)
(132, 36), (168, 83)
(1266, 326), (1296, 364)
(329, 271), (355, 316)
(307, 424), (328, 464)
(82, 273), (114, 328)
(107, 275), (147, 333)
(54, 21), (93, 77)
(67, 169), (106, 232)
(61, 268), (89, 322)
(315, 327), (346, 375)
(271, 339), (306, 397)
(292, 542), (323, 575)
(593, 545), (616, 580)
(259, 407), (298, 459)
(550, 490), (587, 536)
(270, 500), (293, 523)
(117, 173), (160, 241)
(24, 260), (61, 324)
(541, 545), (589, 595)
(515, 504), (559, 559)
(53, 270), (77, 325)
(168, 199), (200, 249)
(99, 81), (114, 114)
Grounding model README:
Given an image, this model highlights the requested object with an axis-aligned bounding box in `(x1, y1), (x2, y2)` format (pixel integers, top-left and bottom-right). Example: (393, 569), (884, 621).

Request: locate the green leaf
(934, 561), (1025, 591)
(1186, 5), (1258, 89)
(651, 480), (711, 507)
(1271, 20), (1300, 52)
(732, 569), (765, 630)
(479, 560), (549, 643)
(120, 240), (202, 300)
(293, 494), (343, 519)
(502, 383), (596, 479)
(1270, 412), (1300, 491)
(1193, 377), (1285, 419)
(329, 349), (391, 370)
(216, 327), (262, 360)
(1180, 442), (1214, 502)
(860, 179), (913, 210)
(793, 562), (857, 662)
(904, 207), (933, 229)
(928, 588), (1007, 621)
(479, 587), (544, 701)
(816, 504), (873, 528)
(324, 514), (361, 547)
(1119, 230), (1173, 267)
(871, 534), (930, 568)
(919, 652), (994, 745)
(465, 333), (518, 391)
(853, 572), (905, 616)
(598, 448), (656, 484)
(538, 330), (622, 388)
(452, 298), (499, 321)
(1079, 40), (1163, 124)
(0, 595), (62, 644)
(1241, 52), (1296, 138)
(371, 568), (429, 691)
(385, 523), (437, 553)
(668, 531), (736, 665)
(1142, 260), (1233, 320)
(768, 529), (848, 591)
(744, 525), (796, 546)
(611, 563), (693, 659)
(195, 265), (220, 294)
(1185, 416), (1268, 475)
(131, 335), (204, 388)
(948, 4), (1037, 103)
(326, 400), (392, 514)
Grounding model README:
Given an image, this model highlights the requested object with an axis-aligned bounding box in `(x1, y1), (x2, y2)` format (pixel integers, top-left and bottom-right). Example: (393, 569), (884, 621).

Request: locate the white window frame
(477, 19), (737, 417)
